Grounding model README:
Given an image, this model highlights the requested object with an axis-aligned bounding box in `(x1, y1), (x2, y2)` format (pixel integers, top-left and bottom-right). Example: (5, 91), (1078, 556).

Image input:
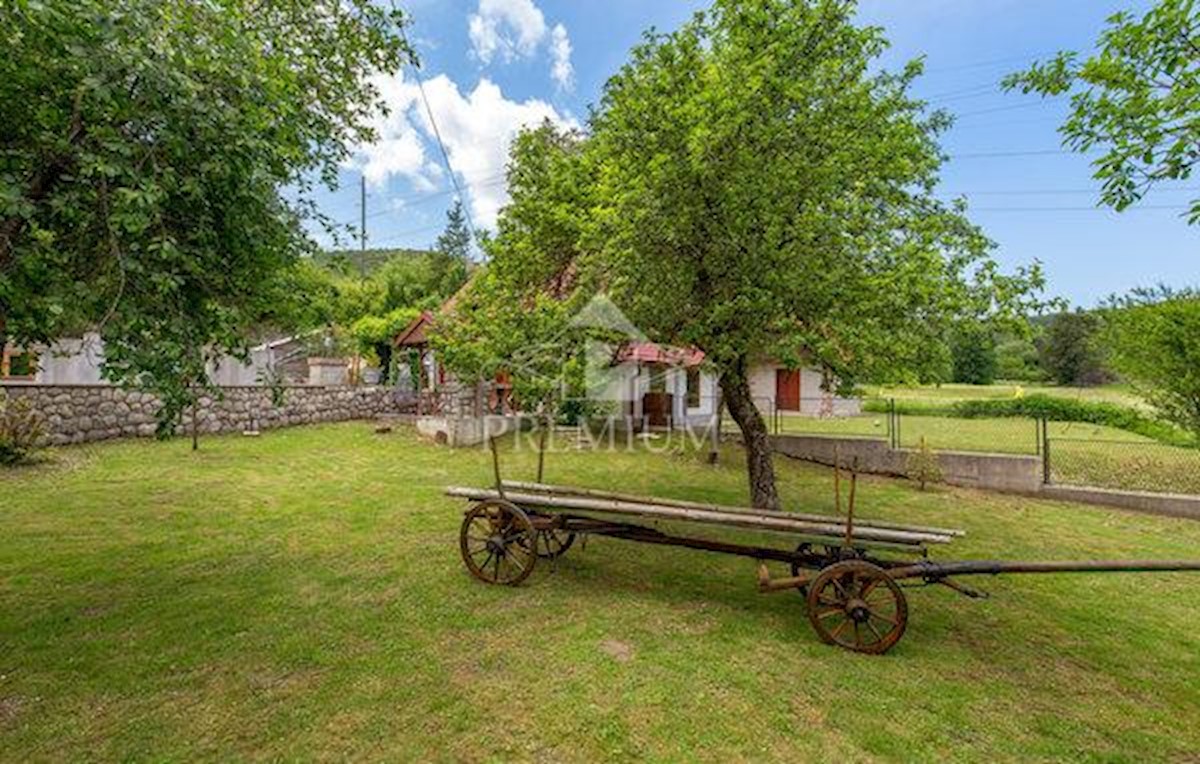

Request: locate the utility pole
(359, 174), (367, 277)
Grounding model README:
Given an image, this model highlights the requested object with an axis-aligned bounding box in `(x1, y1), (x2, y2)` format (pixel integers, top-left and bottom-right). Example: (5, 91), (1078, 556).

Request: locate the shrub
(952, 395), (1190, 446)
(0, 396), (47, 466)
(863, 393), (1195, 447)
(906, 436), (943, 490)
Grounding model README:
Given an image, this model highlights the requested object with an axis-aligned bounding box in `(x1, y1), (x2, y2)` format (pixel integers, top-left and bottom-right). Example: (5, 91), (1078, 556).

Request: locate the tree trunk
(720, 358), (779, 510)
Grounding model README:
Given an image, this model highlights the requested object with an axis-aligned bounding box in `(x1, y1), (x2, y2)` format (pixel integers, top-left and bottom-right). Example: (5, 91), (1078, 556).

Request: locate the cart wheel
(534, 529), (576, 559)
(459, 500), (538, 586)
(806, 560), (907, 654)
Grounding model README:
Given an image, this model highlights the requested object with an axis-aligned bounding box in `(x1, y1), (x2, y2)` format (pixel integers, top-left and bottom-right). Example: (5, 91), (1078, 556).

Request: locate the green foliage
(430, 122), (603, 419)
(870, 393), (1193, 447)
(585, 0), (1046, 506)
(905, 436), (943, 490)
(955, 395), (1190, 443)
(432, 201), (472, 296)
(1104, 287), (1200, 438)
(1038, 310), (1112, 386)
(1004, 0), (1200, 223)
(0, 0), (412, 435)
(995, 335), (1044, 381)
(950, 324), (998, 385)
(0, 395), (46, 465)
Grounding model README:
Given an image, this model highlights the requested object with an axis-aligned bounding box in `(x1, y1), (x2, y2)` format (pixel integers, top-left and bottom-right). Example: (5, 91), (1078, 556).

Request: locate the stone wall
(1, 384), (396, 445)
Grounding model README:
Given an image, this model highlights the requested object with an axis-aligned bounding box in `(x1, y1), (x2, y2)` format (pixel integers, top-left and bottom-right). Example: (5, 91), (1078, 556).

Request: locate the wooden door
(775, 369), (801, 411)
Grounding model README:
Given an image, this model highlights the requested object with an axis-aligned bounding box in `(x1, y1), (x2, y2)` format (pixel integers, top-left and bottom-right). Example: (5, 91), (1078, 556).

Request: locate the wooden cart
(447, 463), (1200, 655)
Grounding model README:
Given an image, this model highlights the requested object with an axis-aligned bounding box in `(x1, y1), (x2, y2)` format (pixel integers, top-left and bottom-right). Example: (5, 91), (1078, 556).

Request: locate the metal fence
(1046, 436), (1200, 495)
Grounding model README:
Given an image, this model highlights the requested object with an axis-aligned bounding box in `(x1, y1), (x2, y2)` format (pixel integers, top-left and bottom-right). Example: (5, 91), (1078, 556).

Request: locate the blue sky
(319, 0), (1197, 307)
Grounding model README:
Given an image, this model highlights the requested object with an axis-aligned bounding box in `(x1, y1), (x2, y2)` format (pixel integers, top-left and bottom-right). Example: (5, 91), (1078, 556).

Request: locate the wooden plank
(501, 480), (966, 538)
(445, 486), (952, 545)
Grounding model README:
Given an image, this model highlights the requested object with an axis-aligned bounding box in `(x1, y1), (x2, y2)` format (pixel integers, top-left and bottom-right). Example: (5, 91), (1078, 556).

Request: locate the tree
(586, 0), (1044, 508)
(995, 334), (1044, 381)
(0, 0), (411, 434)
(1004, 0), (1200, 223)
(950, 324), (998, 385)
(432, 200), (472, 296)
(1104, 287), (1200, 438)
(1039, 310), (1111, 386)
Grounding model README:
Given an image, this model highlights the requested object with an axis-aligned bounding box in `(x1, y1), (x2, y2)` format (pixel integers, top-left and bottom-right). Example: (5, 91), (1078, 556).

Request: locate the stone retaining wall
(1, 384), (395, 445)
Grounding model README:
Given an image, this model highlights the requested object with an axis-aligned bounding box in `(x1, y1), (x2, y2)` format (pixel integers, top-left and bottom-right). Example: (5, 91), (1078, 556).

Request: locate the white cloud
(549, 23), (574, 90)
(351, 71), (576, 228)
(467, 0), (575, 91)
(468, 0), (547, 64)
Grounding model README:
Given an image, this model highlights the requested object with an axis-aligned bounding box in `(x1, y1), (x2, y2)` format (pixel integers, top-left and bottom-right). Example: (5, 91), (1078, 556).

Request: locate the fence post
(1041, 417), (1051, 484)
(893, 398), (901, 450)
(889, 398), (897, 449)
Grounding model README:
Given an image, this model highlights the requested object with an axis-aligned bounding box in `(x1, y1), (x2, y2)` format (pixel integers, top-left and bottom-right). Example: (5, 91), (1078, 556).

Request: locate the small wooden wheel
(806, 560), (908, 654)
(459, 500), (538, 586)
(534, 529), (576, 559)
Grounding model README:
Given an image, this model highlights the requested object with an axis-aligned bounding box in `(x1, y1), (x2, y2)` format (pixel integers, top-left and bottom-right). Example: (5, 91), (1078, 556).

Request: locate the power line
(948, 149), (1069, 159)
(923, 51), (1058, 75)
(404, 32), (480, 249)
(332, 174), (508, 228)
(954, 99), (1064, 118)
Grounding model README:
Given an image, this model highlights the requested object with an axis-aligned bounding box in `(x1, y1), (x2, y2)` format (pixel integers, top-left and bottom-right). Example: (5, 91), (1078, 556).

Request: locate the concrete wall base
(416, 415), (523, 447)
(769, 434), (1043, 493)
(1040, 485), (1200, 520)
(769, 433), (1199, 520)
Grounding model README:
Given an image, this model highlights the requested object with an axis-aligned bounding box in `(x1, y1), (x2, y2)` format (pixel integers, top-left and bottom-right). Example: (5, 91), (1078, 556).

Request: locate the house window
(686, 368), (701, 408)
(1, 347), (37, 380)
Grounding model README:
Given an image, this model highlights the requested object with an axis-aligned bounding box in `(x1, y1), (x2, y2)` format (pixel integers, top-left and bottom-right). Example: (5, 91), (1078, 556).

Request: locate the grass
(864, 382), (1146, 409)
(3, 423), (1200, 760)
(777, 413), (1148, 455)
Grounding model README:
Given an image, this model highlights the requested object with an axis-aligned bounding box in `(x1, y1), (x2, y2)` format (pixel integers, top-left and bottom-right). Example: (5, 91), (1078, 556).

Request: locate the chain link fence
(1046, 436), (1200, 495)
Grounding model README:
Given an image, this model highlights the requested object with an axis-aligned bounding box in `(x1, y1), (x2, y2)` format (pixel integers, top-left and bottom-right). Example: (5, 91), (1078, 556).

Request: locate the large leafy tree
(1004, 0), (1200, 223)
(588, 0), (1044, 508)
(1038, 310), (1112, 386)
(951, 323), (998, 385)
(1104, 287), (1200, 438)
(0, 0), (410, 431)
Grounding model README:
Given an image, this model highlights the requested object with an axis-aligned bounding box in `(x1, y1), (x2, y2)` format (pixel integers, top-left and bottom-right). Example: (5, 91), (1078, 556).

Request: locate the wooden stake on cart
(844, 458), (858, 549)
(536, 408), (549, 484)
(488, 431), (506, 500)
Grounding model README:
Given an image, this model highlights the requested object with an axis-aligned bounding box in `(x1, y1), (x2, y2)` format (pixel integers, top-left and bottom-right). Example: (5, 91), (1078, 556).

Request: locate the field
(3, 423), (1200, 760)
(862, 382), (1147, 409)
(776, 411), (1147, 454)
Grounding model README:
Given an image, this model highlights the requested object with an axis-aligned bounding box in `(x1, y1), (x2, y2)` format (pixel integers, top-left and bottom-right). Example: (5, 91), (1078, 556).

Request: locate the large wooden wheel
(459, 500), (538, 586)
(534, 529), (576, 559)
(806, 560), (908, 654)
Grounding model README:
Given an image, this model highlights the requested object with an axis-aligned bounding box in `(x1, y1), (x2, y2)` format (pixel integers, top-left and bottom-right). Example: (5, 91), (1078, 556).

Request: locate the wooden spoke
(459, 500), (538, 586)
(534, 529), (576, 560)
(806, 560), (908, 655)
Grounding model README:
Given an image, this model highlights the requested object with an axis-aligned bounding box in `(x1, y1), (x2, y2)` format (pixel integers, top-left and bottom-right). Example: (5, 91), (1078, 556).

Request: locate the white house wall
(747, 363), (862, 417)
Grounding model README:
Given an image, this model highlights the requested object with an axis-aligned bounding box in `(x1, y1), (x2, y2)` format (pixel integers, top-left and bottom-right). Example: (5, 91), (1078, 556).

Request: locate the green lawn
(4, 423), (1200, 760)
(863, 382), (1146, 409)
(776, 412), (1147, 454)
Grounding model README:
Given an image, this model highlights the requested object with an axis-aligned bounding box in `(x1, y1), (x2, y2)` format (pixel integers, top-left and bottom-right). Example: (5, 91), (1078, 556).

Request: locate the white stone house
(747, 362), (862, 417)
(0, 333), (354, 387)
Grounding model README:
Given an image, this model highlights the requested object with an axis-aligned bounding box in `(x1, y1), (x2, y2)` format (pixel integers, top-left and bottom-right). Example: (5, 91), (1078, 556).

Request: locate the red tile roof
(613, 341), (705, 367)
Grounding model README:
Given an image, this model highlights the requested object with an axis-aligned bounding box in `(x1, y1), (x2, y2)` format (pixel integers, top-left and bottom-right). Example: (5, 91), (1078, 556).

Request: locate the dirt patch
(0, 696), (23, 727)
(599, 639), (634, 663)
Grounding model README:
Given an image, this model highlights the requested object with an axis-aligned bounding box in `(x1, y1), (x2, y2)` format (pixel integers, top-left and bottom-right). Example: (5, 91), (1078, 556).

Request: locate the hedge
(864, 394), (1194, 447)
